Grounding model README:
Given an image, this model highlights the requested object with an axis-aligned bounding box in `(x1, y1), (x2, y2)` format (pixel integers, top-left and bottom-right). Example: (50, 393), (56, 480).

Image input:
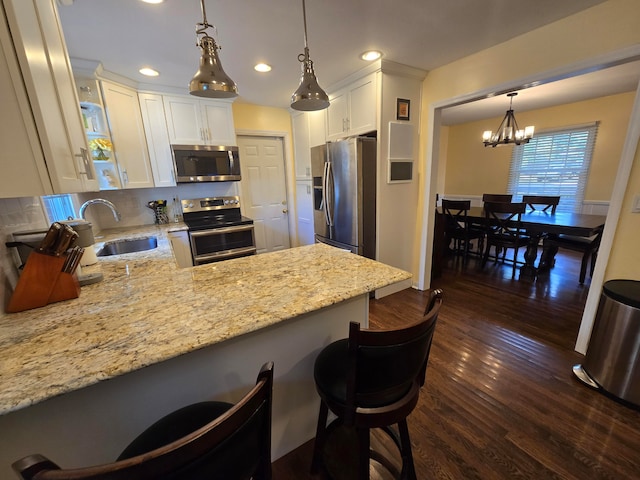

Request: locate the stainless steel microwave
(171, 145), (240, 183)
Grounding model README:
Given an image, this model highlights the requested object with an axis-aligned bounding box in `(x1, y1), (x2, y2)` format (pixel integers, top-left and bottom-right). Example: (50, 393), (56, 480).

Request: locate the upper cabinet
(1, 0), (99, 198)
(138, 92), (176, 188)
(326, 72), (377, 141)
(100, 81), (154, 189)
(75, 77), (122, 190)
(0, 2), (52, 198)
(292, 110), (326, 179)
(163, 95), (236, 146)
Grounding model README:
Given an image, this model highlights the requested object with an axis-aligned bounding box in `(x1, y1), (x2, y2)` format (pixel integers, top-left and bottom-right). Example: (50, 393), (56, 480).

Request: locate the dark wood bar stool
(311, 289), (444, 479)
(13, 362), (274, 480)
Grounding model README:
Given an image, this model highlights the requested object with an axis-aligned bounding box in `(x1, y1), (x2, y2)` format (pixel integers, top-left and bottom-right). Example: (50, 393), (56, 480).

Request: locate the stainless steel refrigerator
(311, 136), (376, 259)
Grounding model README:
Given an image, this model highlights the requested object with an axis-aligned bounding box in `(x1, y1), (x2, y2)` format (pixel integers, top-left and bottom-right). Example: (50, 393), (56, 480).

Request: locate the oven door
(189, 224), (256, 265)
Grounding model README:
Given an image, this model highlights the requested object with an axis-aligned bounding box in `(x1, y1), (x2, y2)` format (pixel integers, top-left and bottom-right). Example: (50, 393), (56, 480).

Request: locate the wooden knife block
(7, 251), (81, 313)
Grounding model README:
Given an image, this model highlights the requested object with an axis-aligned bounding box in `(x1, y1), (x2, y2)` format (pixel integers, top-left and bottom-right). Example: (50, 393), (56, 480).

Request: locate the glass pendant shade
(291, 51), (329, 111)
(189, 35), (238, 98)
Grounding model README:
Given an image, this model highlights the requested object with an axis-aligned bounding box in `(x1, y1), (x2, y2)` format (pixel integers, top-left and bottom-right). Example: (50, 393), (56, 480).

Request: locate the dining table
(436, 206), (607, 278)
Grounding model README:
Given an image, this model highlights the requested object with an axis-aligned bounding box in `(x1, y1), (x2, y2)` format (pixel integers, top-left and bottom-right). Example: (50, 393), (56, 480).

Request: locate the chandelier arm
(509, 110), (520, 133)
(493, 112), (509, 138)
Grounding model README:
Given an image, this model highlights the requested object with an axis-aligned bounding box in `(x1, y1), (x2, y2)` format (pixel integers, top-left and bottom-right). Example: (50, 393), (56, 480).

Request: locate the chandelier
(482, 93), (534, 147)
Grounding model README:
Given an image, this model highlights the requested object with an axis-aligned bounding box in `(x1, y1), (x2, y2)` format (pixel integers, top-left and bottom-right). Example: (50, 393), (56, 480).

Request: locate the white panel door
(238, 136), (290, 254)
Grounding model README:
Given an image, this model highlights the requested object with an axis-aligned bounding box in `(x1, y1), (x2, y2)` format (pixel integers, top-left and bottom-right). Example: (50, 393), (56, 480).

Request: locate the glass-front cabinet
(75, 77), (122, 189)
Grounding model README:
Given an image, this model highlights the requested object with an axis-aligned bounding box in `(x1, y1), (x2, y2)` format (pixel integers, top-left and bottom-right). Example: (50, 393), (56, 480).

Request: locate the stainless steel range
(181, 196), (256, 265)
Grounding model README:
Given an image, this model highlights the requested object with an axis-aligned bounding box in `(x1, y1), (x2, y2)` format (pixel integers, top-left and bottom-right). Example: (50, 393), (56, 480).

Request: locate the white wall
(376, 68), (424, 296)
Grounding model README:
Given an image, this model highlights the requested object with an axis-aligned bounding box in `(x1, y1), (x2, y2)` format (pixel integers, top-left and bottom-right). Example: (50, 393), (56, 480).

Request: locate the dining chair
(441, 199), (484, 264)
(522, 195), (560, 214)
(544, 227), (604, 284)
(13, 362), (274, 480)
(482, 193), (513, 203)
(311, 288), (443, 480)
(482, 201), (529, 278)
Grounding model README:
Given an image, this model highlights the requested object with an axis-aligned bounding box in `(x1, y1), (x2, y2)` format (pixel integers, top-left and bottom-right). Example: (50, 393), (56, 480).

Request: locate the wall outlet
(632, 194), (640, 213)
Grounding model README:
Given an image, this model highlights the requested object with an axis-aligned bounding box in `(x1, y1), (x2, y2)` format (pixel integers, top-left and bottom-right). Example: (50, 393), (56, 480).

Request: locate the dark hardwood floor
(272, 250), (640, 479)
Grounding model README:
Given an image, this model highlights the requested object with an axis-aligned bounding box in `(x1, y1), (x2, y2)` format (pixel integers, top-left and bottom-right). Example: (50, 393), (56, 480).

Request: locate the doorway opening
(237, 134), (291, 254)
(419, 49), (640, 353)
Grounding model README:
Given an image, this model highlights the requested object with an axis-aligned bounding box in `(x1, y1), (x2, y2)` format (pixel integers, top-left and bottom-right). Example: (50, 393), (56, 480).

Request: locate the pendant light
(189, 0), (238, 98)
(482, 92), (534, 147)
(291, 0), (329, 111)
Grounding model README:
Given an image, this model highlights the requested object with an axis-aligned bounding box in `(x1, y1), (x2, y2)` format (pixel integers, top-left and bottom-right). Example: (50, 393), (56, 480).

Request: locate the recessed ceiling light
(139, 67), (159, 77)
(140, 0), (164, 4)
(254, 63), (272, 73)
(360, 50), (382, 62)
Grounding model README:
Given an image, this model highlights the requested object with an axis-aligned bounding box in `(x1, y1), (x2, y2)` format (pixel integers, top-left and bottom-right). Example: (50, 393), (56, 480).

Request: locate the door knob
(282, 209), (288, 214)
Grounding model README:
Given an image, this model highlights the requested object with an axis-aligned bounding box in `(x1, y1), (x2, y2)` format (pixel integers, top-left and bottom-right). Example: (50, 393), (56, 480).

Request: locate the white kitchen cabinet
(167, 230), (193, 268)
(326, 72), (377, 141)
(1, 0), (99, 197)
(138, 92), (176, 187)
(100, 81), (154, 189)
(295, 180), (315, 246)
(292, 110), (326, 179)
(162, 95), (236, 146)
(75, 76), (122, 190)
(292, 113), (311, 180)
(308, 109), (327, 148)
(0, 4), (52, 198)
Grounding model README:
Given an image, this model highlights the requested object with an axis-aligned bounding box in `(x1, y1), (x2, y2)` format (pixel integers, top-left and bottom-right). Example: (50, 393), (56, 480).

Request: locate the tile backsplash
(1, 183), (238, 315)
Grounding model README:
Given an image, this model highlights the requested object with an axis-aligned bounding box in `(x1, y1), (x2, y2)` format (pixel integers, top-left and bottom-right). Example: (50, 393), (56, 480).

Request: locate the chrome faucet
(79, 199), (122, 222)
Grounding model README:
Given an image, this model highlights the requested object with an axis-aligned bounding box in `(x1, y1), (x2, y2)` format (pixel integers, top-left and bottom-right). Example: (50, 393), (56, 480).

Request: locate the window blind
(42, 194), (76, 222)
(507, 122), (598, 213)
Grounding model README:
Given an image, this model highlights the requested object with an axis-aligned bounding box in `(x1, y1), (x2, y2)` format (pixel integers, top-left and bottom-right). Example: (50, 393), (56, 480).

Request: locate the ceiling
(57, 0), (637, 124)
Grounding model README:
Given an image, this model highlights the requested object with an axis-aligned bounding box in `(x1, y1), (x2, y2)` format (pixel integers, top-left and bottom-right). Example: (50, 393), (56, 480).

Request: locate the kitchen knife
(67, 247), (84, 275)
(61, 246), (78, 273)
(36, 223), (63, 255)
(52, 225), (79, 256)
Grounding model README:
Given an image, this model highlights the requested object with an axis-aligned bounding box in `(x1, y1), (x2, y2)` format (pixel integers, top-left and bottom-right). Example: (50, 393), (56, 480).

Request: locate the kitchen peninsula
(0, 226), (411, 477)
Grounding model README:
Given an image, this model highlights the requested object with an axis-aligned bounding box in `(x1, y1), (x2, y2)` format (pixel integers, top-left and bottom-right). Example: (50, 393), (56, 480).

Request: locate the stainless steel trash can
(573, 279), (640, 407)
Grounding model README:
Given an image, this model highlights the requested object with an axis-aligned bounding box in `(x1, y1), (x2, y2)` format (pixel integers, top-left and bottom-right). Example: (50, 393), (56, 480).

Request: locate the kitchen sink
(97, 236), (158, 257)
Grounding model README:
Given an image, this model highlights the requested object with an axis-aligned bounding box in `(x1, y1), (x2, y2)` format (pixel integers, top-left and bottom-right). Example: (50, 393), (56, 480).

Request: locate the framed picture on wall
(396, 98), (410, 121)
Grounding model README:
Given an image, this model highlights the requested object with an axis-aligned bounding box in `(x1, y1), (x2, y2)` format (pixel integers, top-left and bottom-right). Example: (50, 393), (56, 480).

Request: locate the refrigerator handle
(323, 161), (334, 227)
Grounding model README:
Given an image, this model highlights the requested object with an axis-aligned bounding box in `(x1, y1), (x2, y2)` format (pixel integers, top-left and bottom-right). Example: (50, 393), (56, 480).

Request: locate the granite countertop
(0, 225), (411, 415)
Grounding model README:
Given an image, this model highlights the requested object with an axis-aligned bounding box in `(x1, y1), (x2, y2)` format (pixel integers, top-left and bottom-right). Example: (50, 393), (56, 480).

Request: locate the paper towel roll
(80, 245), (98, 266)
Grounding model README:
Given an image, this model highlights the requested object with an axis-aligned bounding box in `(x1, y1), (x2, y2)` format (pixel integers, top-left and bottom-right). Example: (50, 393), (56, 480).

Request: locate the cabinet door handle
(74, 148), (93, 178)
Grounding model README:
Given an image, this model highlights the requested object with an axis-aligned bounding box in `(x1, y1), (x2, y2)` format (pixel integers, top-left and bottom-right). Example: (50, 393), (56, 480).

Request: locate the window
(507, 122), (599, 213)
(41, 194), (76, 222)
